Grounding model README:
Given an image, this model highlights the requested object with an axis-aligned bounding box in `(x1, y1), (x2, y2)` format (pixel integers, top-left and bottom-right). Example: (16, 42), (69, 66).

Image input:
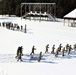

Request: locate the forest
(0, 0), (76, 18)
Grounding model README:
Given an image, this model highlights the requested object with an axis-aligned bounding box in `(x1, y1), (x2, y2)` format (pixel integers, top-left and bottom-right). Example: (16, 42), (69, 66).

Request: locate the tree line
(0, 0), (76, 18)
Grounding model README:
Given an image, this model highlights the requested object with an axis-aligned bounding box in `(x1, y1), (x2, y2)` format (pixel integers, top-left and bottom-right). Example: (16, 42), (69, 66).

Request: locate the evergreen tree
(0, 0), (76, 17)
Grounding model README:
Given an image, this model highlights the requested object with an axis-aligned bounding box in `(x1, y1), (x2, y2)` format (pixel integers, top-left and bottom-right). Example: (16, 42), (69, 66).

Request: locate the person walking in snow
(21, 25), (23, 31)
(2, 22), (5, 27)
(55, 47), (60, 57)
(51, 44), (55, 54)
(17, 52), (23, 61)
(68, 45), (72, 55)
(62, 47), (65, 56)
(74, 44), (76, 51)
(66, 44), (69, 52)
(20, 46), (23, 55)
(38, 52), (42, 62)
(45, 44), (49, 53)
(16, 46), (23, 61)
(16, 46), (20, 58)
(58, 43), (62, 52)
(17, 25), (20, 31)
(16, 46), (23, 58)
(30, 45), (36, 55)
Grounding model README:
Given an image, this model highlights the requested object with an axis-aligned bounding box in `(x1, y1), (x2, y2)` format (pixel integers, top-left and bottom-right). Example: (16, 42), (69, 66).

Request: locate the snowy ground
(0, 17), (76, 75)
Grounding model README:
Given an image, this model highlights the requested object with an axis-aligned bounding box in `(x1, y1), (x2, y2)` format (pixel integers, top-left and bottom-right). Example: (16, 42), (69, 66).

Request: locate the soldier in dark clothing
(55, 47), (60, 57)
(17, 25), (20, 31)
(21, 25), (23, 31)
(10, 23), (13, 30)
(17, 47), (20, 57)
(66, 44), (69, 52)
(17, 52), (22, 61)
(2, 22), (5, 27)
(38, 52), (42, 62)
(62, 47), (65, 56)
(51, 45), (55, 54)
(16, 46), (23, 59)
(74, 44), (76, 51)
(58, 43), (62, 52)
(20, 46), (23, 55)
(30, 45), (36, 55)
(68, 45), (72, 55)
(45, 44), (49, 53)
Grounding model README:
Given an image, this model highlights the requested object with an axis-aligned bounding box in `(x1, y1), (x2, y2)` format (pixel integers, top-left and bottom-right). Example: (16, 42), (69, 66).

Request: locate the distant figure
(10, 23), (13, 30)
(58, 43), (62, 52)
(38, 52), (42, 62)
(66, 44), (70, 52)
(74, 44), (76, 51)
(30, 45), (36, 55)
(62, 47), (65, 56)
(17, 52), (22, 61)
(21, 25), (23, 31)
(45, 44), (49, 53)
(24, 24), (27, 33)
(17, 25), (20, 31)
(16, 46), (23, 61)
(55, 47), (60, 57)
(2, 22), (5, 27)
(51, 45), (55, 54)
(68, 45), (72, 55)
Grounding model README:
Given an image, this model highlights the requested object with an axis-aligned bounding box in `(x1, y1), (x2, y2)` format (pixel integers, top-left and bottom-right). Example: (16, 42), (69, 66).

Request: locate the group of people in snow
(55, 43), (73, 57)
(15, 43), (76, 62)
(0, 22), (27, 33)
(16, 45), (42, 62)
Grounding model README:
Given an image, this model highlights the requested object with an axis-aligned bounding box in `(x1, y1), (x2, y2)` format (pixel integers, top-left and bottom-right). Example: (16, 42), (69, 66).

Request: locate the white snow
(0, 17), (76, 75)
(64, 8), (76, 19)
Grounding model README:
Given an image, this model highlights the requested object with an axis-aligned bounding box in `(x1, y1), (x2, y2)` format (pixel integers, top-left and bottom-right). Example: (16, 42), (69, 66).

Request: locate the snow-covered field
(0, 17), (76, 75)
